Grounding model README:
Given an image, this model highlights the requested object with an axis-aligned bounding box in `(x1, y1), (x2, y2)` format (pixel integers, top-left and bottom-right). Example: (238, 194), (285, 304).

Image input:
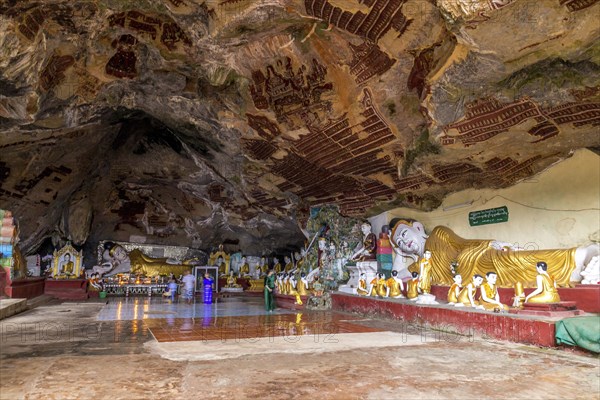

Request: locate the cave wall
(374, 149), (600, 249)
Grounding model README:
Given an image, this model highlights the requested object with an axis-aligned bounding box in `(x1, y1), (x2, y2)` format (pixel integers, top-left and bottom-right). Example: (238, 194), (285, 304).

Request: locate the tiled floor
(96, 295), (295, 321)
(96, 296), (383, 342)
(145, 312), (384, 342)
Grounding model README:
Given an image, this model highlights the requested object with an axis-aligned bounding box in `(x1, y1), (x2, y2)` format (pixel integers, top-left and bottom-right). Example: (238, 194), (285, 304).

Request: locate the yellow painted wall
(370, 149), (600, 252)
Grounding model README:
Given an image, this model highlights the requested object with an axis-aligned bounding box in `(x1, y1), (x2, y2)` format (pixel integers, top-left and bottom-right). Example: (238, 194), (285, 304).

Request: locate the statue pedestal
(4, 277), (45, 299)
(509, 301), (583, 317)
(221, 287), (243, 293)
(44, 278), (88, 300)
(338, 261), (377, 295)
(247, 279), (265, 292)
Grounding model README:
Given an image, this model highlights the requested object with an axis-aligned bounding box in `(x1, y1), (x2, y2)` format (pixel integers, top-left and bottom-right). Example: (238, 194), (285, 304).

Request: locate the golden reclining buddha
(128, 249), (197, 277)
(390, 219), (599, 288)
(95, 243), (199, 277)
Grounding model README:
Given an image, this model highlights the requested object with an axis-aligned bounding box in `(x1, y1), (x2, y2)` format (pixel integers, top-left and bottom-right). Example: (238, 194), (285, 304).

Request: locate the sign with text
(469, 206), (509, 226)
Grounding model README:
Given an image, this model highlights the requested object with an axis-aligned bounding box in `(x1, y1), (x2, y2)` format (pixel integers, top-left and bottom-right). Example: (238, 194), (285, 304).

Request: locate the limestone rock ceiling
(0, 0), (599, 254)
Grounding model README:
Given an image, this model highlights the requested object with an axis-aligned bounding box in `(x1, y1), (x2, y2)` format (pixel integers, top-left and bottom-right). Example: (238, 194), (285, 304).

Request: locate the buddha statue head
(361, 222), (372, 236)
(390, 219), (428, 257)
(423, 250), (432, 260)
(284, 256), (290, 264)
(360, 273), (366, 280)
(411, 271), (419, 279)
(391, 270), (398, 277)
(241, 256), (247, 264)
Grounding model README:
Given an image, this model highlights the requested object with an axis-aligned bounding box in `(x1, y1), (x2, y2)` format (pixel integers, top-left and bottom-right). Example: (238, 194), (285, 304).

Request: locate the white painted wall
(369, 149), (600, 255)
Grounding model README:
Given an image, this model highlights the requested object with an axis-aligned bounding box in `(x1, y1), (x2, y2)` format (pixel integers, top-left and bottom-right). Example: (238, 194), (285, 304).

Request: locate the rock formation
(0, 0), (598, 255)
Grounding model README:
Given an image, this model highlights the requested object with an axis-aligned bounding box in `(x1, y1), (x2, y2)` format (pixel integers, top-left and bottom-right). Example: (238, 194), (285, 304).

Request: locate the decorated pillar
(377, 225), (393, 279)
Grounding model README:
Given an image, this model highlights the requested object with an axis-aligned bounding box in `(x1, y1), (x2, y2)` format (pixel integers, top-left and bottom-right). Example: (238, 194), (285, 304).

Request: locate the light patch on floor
(145, 331), (428, 361)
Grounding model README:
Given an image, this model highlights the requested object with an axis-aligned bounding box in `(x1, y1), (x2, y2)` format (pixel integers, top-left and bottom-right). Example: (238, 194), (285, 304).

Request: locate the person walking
(203, 272), (214, 304)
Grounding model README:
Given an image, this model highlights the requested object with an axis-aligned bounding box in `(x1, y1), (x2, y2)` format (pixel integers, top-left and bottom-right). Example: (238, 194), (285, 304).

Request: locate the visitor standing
(181, 270), (196, 304)
(264, 269), (276, 312)
(203, 272), (214, 304)
(167, 278), (178, 302)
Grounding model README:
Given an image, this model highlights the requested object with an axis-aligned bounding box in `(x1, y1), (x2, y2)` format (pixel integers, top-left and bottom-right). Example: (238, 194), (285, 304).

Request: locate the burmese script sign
(469, 206), (509, 226)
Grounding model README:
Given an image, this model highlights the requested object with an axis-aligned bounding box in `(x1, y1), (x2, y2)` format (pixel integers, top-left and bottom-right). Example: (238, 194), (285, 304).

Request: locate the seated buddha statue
(225, 271), (241, 288)
(259, 256), (268, 276)
(480, 272), (509, 311)
(294, 251), (306, 273)
(351, 222), (377, 261)
(406, 271), (420, 300)
(447, 274), (462, 304)
(216, 256), (227, 276)
(284, 256), (293, 272)
(239, 256), (250, 277)
(386, 270), (405, 298)
(456, 274), (484, 308)
(273, 257), (282, 274)
(356, 273), (369, 296)
(208, 245), (230, 277)
(525, 261), (561, 304)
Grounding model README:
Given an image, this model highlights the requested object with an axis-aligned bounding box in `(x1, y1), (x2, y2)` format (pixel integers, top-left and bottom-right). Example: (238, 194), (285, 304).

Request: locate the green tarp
(555, 316), (600, 353)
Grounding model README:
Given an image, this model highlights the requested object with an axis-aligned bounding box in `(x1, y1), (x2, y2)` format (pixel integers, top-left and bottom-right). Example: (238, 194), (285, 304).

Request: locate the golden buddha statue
(480, 272), (509, 310)
(447, 274), (462, 304)
(294, 251), (306, 272)
(417, 250), (433, 294)
(273, 257), (282, 274)
(208, 245), (230, 277)
(225, 271), (241, 288)
(386, 271), (404, 298)
(456, 275), (484, 308)
(239, 256), (250, 276)
(390, 220), (599, 288)
(125, 248), (195, 277)
(288, 275), (303, 305)
(284, 256), (293, 272)
(356, 273), (369, 296)
(406, 272), (420, 299)
(525, 261), (561, 304)
(297, 273), (309, 296)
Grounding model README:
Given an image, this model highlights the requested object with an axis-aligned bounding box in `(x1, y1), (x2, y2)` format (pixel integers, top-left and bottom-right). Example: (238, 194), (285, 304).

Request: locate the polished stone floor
(1, 295), (598, 400)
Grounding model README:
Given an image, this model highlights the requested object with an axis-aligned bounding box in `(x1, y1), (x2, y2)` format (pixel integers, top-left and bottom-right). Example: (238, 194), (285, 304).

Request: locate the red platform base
(332, 292), (560, 347)
(4, 277), (45, 299)
(0, 269), (6, 298)
(430, 284), (600, 313)
(44, 279), (88, 300)
(275, 293), (308, 310)
(509, 301), (583, 317)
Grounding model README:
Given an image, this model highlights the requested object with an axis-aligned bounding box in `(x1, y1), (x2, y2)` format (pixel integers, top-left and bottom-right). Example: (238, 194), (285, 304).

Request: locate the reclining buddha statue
(91, 242), (198, 277)
(390, 218), (599, 288)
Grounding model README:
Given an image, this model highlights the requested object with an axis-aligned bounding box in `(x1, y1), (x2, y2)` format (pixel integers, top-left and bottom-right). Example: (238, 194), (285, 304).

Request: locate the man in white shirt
(181, 270), (196, 304)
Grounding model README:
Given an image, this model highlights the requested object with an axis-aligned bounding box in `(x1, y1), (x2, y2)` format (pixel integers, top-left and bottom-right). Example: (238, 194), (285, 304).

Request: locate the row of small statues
(217, 254), (308, 278)
(356, 261), (561, 310)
